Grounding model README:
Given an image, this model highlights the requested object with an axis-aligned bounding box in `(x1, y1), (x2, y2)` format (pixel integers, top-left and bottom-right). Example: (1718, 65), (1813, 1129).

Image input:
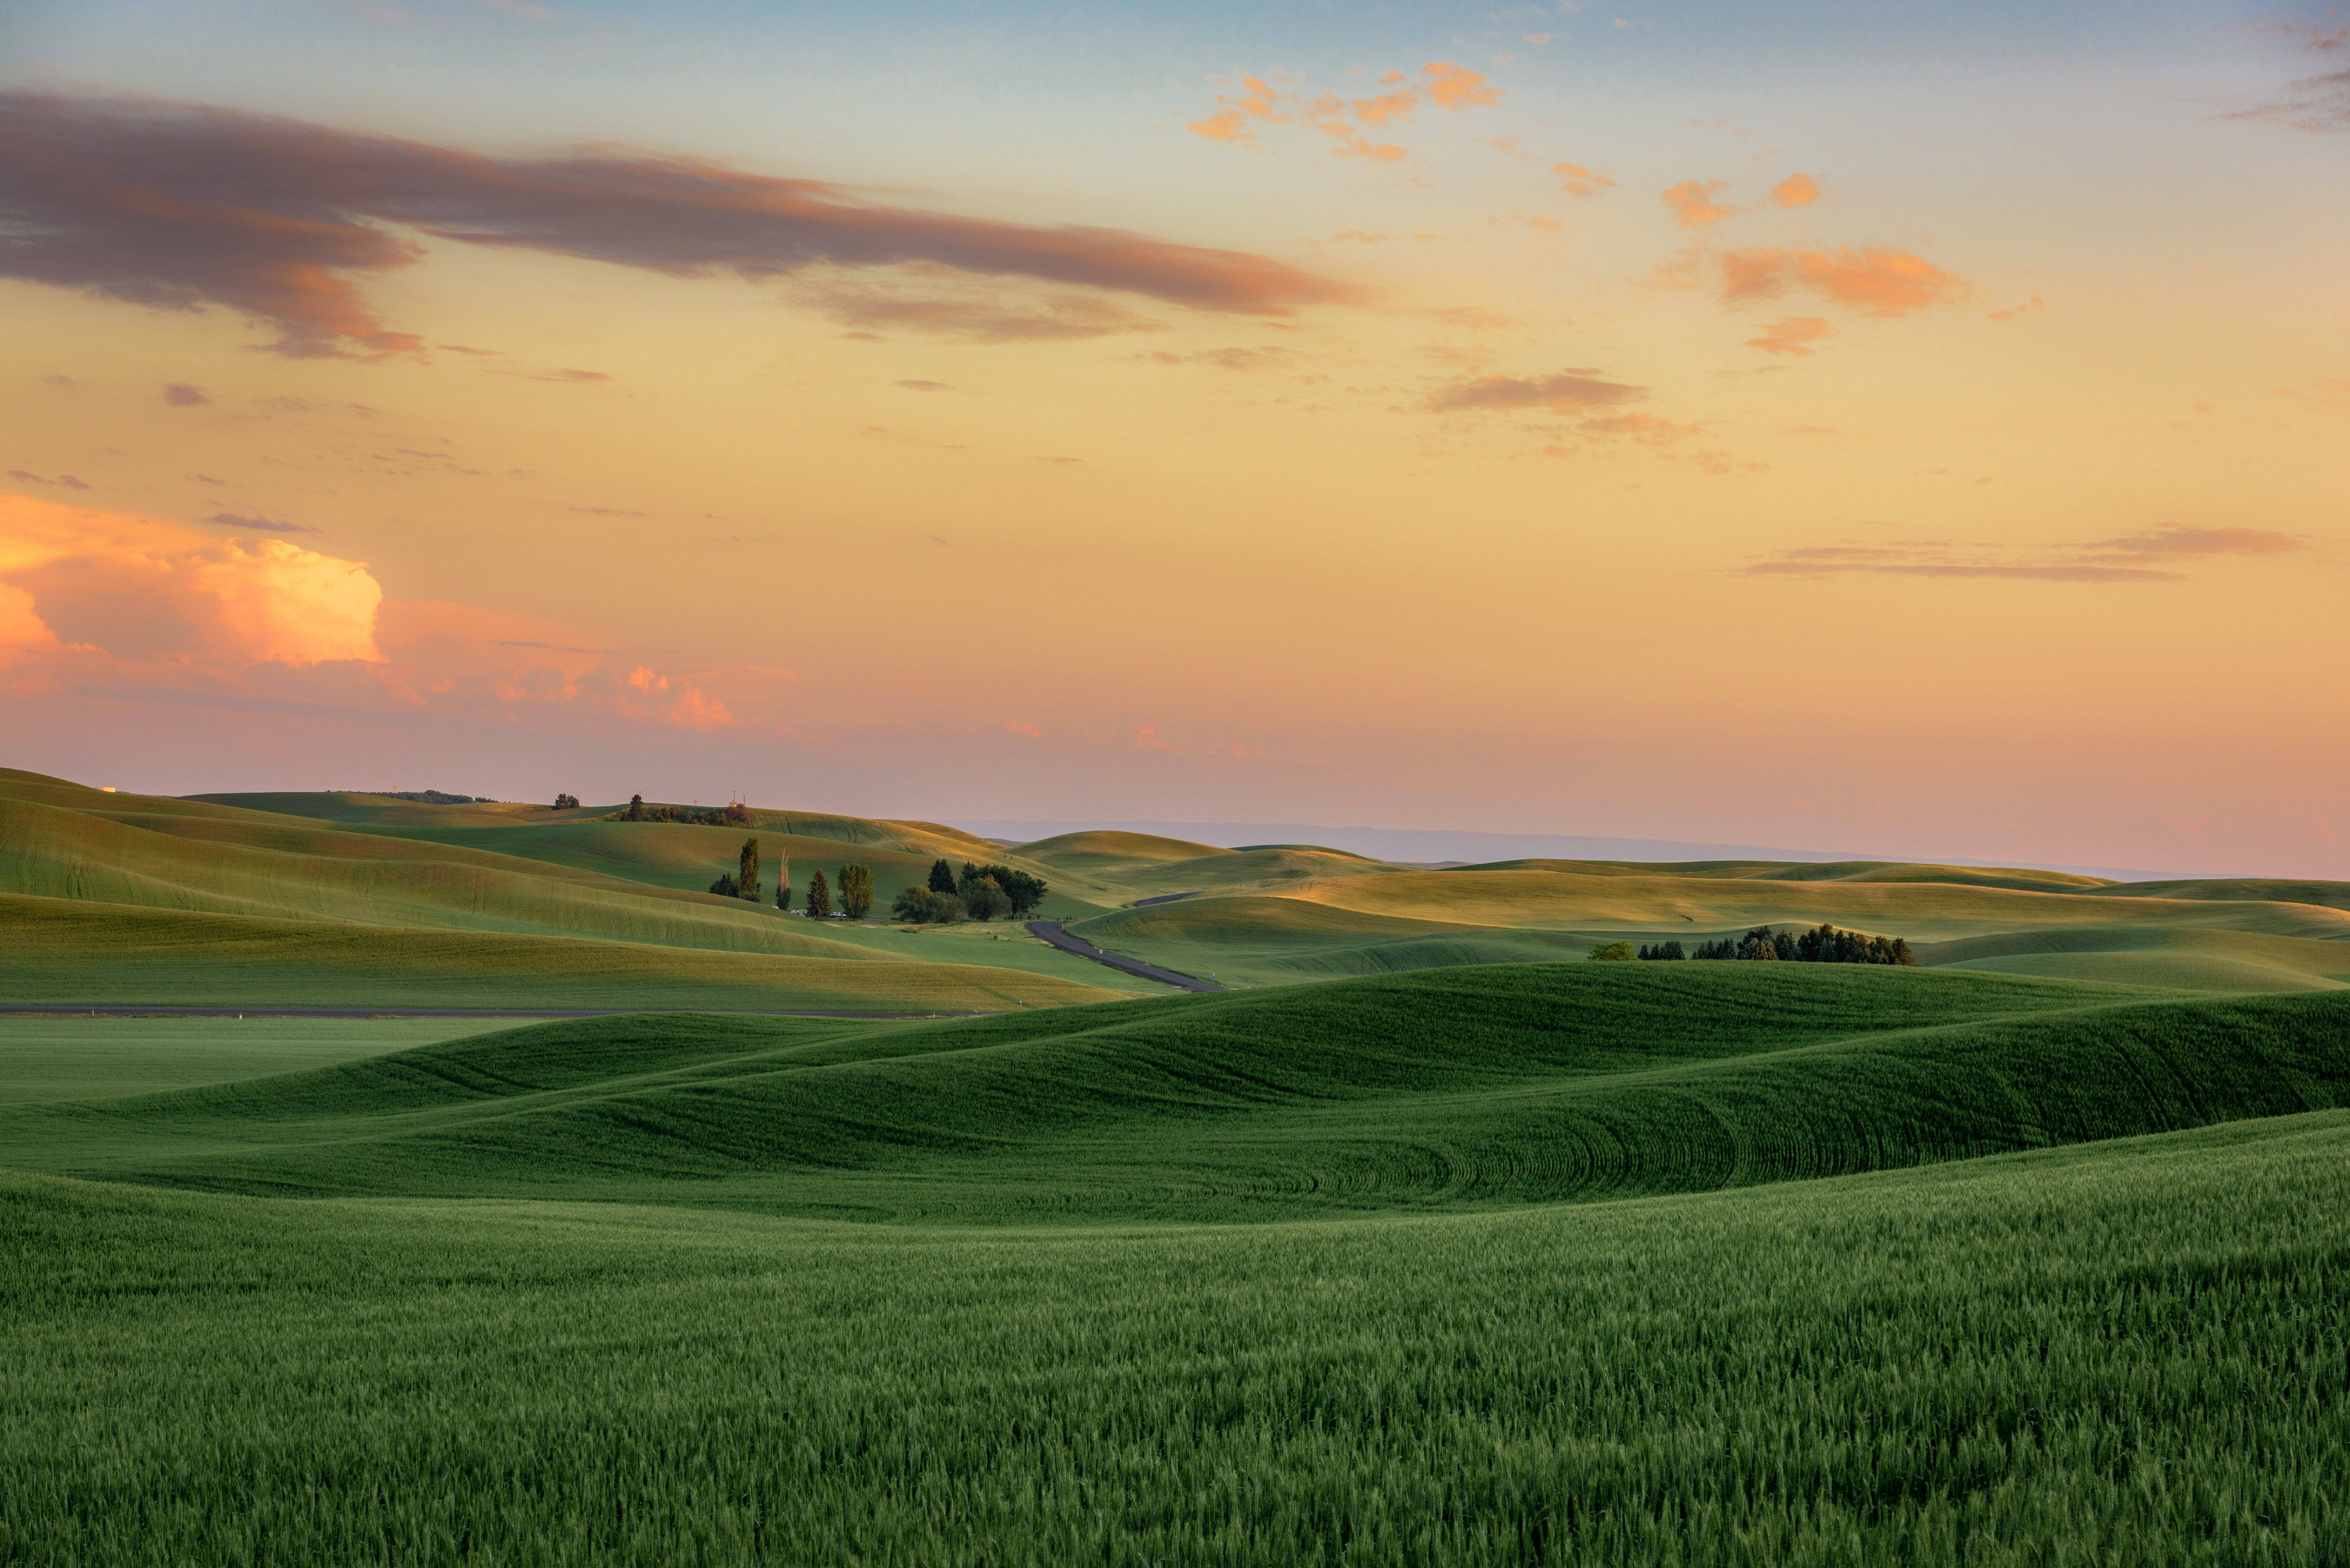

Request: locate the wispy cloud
(1741, 527), (2320, 583)
(0, 93), (1360, 359)
(1553, 162), (1616, 197)
(1429, 368), (1646, 413)
(1744, 316), (1833, 356)
(205, 511), (318, 534)
(7, 470), (90, 490)
(162, 382), (209, 406)
(2224, 20), (2350, 131)
(799, 281), (1165, 342)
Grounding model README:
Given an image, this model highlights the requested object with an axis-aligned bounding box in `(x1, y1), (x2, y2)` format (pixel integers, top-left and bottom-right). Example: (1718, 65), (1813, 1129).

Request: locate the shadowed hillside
(15, 963), (2346, 1223)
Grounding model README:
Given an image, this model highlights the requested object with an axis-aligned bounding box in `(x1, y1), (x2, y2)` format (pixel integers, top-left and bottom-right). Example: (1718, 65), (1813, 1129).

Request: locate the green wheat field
(5, 768), (2347, 1564)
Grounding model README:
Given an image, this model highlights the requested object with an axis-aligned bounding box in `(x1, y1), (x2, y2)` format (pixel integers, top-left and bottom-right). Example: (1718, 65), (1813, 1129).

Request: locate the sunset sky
(3, 0), (2346, 875)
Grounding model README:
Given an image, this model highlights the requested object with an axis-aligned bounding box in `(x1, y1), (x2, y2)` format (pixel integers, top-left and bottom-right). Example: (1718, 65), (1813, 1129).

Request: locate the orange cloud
(1722, 246), (1966, 317)
(1663, 179), (1740, 230)
(1188, 109), (1252, 144)
(1986, 294), (2045, 322)
(0, 492), (382, 670)
(1352, 88), (1418, 127)
(1745, 316), (1834, 356)
(1768, 173), (1821, 207)
(1421, 63), (1501, 110)
(1322, 122), (1406, 162)
(1554, 162), (1616, 197)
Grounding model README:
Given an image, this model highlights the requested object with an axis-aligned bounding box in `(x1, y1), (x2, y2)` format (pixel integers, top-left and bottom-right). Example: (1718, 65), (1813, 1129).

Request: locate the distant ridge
(953, 820), (2208, 885)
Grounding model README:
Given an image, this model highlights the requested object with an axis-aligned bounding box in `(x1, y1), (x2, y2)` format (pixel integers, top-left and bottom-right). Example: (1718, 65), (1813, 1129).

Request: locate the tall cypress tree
(737, 837), (760, 902)
(775, 858), (791, 912)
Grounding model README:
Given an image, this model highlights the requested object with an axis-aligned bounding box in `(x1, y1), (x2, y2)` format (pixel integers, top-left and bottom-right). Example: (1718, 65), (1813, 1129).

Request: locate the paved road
(0, 1005), (985, 1020)
(1026, 921), (1225, 992)
(1131, 890), (1206, 907)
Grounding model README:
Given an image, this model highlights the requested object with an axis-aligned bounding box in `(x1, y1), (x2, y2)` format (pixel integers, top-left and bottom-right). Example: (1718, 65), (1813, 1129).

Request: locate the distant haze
(953, 822), (2205, 885)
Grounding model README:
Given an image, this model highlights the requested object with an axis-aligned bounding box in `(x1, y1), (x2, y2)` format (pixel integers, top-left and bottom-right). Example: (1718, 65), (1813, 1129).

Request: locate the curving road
(1026, 921), (1225, 992)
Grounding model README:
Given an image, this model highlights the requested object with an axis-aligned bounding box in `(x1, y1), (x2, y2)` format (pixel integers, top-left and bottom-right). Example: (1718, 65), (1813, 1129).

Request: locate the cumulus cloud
(1740, 526), (2319, 583)
(1745, 316), (1834, 356)
(1721, 246), (1965, 316)
(1429, 368), (1646, 413)
(0, 491), (756, 731)
(0, 492), (382, 666)
(1768, 173), (1821, 207)
(0, 92), (1359, 358)
(1662, 179), (1739, 229)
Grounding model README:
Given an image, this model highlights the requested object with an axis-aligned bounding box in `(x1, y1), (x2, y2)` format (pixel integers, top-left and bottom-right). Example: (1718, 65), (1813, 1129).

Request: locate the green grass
(12, 964), (2348, 1225)
(0, 894), (1125, 1012)
(5, 1110), (2346, 1565)
(0, 1015), (495, 1105)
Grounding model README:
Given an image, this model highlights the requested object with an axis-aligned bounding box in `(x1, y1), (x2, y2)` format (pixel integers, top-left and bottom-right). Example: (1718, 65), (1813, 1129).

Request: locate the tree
(963, 876), (1012, 921)
(927, 859), (957, 895)
(892, 885), (932, 922)
(737, 837), (761, 902)
(806, 869), (831, 919)
(1737, 926), (1780, 961)
(708, 870), (740, 897)
(553, 793), (580, 810)
(838, 864), (875, 920)
(964, 863), (1047, 917)
(626, 793), (644, 822)
(724, 801), (750, 826)
(1588, 941), (1636, 962)
(775, 858), (791, 913)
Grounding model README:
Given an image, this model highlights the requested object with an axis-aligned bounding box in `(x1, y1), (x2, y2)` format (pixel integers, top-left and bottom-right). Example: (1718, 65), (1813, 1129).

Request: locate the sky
(2, 0), (2346, 875)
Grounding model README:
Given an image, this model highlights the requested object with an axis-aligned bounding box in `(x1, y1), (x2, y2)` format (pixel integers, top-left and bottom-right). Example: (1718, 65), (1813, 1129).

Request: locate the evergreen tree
(737, 837), (760, 902)
(1738, 926), (1780, 960)
(707, 871), (739, 897)
(626, 793), (644, 822)
(838, 864), (875, 920)
(927, 859), (956, 895)
(807, 869), (831, 920)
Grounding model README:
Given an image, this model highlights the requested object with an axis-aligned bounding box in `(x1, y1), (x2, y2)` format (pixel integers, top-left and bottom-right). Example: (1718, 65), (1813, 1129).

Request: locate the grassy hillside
(0, 770), (1139, 1007)
(13, 963), (2346, 1223)
(0, 893), (1125, 1012)
(4, 1094), (2345, 1562)
(0, 1015), (492, 1106)
(1923, 925), (2350, 993)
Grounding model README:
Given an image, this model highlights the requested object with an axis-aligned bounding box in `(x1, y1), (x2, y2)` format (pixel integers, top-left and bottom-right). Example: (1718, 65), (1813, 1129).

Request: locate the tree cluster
(552, 793), (580, 810)
(1683, 925), (1914, 965)
(617, 792), (749, 827)
(375, 790), (485, 805)
(895, 858), (1048, 924)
